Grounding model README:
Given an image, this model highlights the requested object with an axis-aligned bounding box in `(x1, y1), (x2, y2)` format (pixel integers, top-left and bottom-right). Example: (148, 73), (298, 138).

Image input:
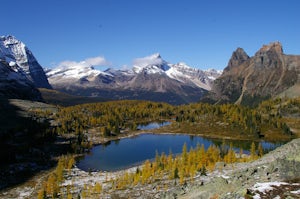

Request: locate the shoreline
(86, 128), (283, 147)
(79, 128), (287, 173)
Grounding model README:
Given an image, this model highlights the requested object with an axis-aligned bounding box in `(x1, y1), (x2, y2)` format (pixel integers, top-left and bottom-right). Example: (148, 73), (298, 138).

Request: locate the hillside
(179, 137), (300, 199)
(39, 88), (108, 106)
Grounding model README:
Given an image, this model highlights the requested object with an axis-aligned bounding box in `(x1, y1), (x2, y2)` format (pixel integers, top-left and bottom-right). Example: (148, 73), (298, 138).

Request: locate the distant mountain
(203, 42), (300, 106)
(0, 36), (51, 89)
(47, 53), (221, 104)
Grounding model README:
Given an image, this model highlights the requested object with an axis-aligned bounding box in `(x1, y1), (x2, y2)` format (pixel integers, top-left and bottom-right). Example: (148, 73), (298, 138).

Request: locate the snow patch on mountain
(47, 63), (111, 80)
(47, 56), (112, 80)
(205, 69), (223, 80)
(1, 35), (29, 73)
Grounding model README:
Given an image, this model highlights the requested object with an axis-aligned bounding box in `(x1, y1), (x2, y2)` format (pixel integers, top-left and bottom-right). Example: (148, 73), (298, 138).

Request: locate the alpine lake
(77, 121), (283, 172)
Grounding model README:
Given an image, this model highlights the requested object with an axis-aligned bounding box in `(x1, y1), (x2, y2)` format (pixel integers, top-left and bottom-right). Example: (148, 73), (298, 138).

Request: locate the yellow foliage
(93, 182), (102, 194)
(109, 142), (257, 190)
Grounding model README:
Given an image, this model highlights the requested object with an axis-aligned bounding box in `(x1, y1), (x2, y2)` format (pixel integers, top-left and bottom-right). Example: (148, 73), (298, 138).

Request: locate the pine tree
(37, 188), (46, 199)
(258, 143), (264, 157)
(182, 142), (188, 165)
(250, 142), (257, 160)
(173, 167), (179, 179)
(67, 156), (75, 170)
(94, 182), (102, 194)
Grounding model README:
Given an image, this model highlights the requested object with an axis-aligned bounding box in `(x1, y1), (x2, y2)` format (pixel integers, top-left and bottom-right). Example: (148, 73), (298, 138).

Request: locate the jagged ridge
(203, 42), (300, 106)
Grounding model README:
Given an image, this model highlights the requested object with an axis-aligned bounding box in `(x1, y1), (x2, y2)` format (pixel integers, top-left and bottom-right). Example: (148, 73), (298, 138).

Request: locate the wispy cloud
(132, 53), (163, 67)
(56, 55), (111, 69)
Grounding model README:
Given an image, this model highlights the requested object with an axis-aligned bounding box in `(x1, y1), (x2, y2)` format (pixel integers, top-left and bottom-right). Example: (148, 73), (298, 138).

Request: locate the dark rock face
(203, 42), (300, 106)
(21, 51), (52, 89)
(0, 61), (42, 101)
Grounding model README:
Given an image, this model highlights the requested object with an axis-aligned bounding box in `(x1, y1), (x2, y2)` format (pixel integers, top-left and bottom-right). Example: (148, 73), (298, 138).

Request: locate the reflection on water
(137, 121), (171, 130)
(77, 133), (284, 172)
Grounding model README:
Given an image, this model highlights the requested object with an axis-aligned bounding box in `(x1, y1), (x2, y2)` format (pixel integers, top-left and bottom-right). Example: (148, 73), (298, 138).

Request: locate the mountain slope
(47, 53), (221, 104)
(0, 60), (42, 100)
(203, 42), (300, 106)
(0, 35), (51, 89)
(39, 88), (108, 106)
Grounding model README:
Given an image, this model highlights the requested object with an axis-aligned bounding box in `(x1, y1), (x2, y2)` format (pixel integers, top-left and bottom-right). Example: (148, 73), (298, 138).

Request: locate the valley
(0, 35), (300, 198)
(1, 97), (299, 198)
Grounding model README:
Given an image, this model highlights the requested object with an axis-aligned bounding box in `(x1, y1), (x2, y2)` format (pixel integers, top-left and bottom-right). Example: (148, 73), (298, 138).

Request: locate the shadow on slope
(39, 88), (108, 106)
(0, 97), (72, 190)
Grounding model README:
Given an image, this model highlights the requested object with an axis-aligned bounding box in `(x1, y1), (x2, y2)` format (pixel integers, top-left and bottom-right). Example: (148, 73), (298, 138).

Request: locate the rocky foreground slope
(177, 138), (300, 199)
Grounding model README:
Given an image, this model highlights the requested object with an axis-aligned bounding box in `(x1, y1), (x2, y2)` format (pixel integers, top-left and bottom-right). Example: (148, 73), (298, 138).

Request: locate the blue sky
(1, 0), (300, 70)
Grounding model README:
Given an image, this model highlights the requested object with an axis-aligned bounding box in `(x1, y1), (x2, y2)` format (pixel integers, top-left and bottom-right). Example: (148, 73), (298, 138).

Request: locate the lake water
(77, 133), (283, 172)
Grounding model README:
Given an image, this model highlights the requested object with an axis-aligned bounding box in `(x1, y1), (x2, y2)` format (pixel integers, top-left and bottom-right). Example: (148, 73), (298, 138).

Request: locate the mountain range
(46, 53), (221, 104)
(1, 35), (300, 106)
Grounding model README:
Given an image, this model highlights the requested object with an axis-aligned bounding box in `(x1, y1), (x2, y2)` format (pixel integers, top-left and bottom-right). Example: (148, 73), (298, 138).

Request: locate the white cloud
(56, 56), (111, 70)
(85, 56), (109, 66)
(132, 53), (163, 67)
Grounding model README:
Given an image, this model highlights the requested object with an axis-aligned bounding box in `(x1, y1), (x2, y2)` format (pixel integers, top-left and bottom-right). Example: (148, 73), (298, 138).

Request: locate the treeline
(173, 102), (293, 138)
(51, 100), (173, 152)
(49, 99), (294, 148)
(54, 100), (173, 135)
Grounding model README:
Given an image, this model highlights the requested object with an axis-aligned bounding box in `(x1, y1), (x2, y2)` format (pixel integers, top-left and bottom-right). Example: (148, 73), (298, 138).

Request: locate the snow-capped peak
(46, 54), (113, 82)
(47, 61), (112, 80)
(0, 35), (27, 64)
(148, 53), (162, 59)
(130, 53), (222, 90)
(0, 35), (52, 88)
(132, 53), (170, 73)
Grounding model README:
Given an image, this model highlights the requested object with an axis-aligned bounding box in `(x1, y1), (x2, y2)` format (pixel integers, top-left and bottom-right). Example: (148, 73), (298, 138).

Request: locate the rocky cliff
(203, 42), (300, 106)
(0, 60), (42, 100)
(0, 35), (51, 89)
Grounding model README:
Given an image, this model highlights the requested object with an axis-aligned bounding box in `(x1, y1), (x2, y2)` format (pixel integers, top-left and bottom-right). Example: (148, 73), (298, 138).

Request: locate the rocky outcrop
(224, 47), (249, 72)
(203, 42), (300, 106)
(178, 138), (300, 199)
